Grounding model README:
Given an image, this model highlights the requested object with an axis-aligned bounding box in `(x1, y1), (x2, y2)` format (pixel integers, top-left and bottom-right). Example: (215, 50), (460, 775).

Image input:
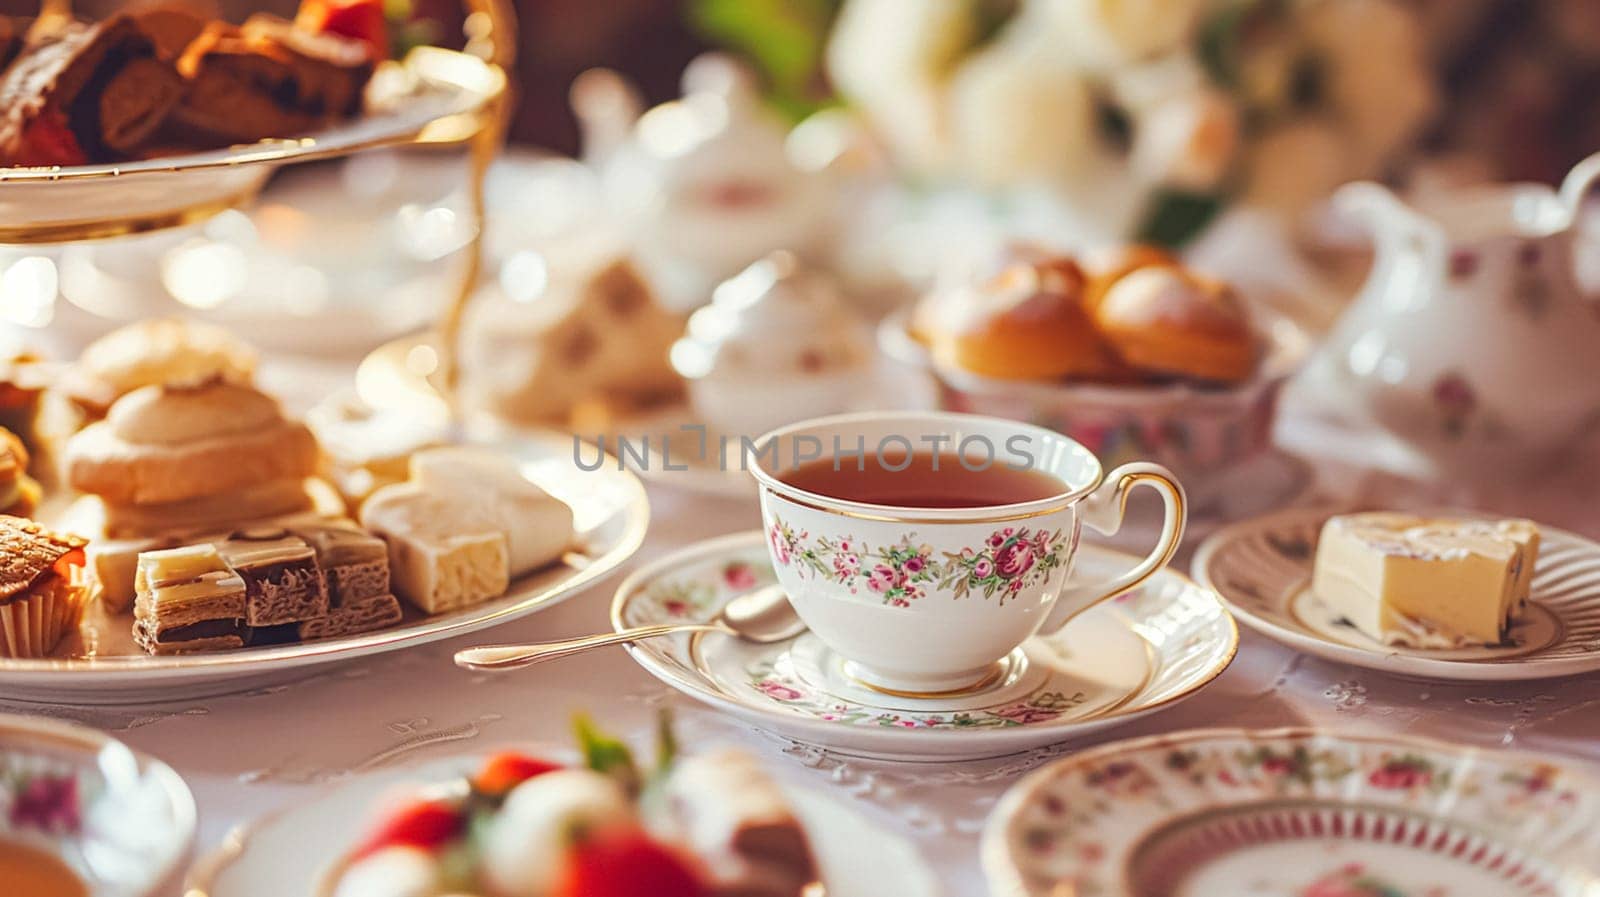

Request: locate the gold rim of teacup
(746, 410), (1104, 523)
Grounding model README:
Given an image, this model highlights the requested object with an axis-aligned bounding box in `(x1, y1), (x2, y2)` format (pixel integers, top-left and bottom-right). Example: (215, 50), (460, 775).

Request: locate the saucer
(613, 532), (1238, 761)
(981, 727), (1600, 897)
(1193, 508), (1600, 681)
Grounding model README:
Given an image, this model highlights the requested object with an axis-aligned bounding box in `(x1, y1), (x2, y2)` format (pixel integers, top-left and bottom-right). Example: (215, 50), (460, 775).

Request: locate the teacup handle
(1040, 462), (1186, 633)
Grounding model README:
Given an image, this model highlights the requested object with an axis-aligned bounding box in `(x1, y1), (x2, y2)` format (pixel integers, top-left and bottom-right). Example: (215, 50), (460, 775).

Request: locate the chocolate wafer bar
(297, 592), (401, 640)
(216, 527), (328, 626)
(285, 518), (387, 607)
(133, 544), (246, 654)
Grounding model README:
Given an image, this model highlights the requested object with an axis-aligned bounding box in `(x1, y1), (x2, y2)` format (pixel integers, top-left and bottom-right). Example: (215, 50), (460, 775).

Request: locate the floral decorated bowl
(982, 727), (1600, 897)
(0, 714), (195, 897)
(879, 310), (1311, 510)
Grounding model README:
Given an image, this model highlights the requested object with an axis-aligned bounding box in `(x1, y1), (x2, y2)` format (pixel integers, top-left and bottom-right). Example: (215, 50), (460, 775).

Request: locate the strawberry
(551, 830), (707, 897)
(473, 752), (563, 797)
(296, 0), (389, 60)
(13, 111), (86, 167)
(352, 799), (463, 859)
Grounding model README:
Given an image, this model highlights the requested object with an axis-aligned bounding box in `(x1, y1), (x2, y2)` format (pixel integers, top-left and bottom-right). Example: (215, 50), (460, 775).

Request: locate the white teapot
(571, 54), (835, 310)
(1311, 153), (1600, 476)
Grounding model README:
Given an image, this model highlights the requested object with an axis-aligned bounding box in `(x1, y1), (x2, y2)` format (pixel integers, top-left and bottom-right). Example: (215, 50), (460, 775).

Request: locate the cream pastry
(1312, 513), (1541, 648)
(922, 255), (1124, 382)
(60, 318), (258, 421)
(673, 252), (874, 436)
(359, 485), (511, 614)
(458, 256), (684, 425)
(407, 447), (575, 578)
(215, 527), (329, 627)
(132, 544), (248, 655)
(65, 380), (320, 506)
(305, 395), (448, 512)
(1092, 267), (1259, 384)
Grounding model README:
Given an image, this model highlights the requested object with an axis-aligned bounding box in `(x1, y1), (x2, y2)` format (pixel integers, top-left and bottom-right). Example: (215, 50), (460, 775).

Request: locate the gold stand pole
(435, 0), (517, 397)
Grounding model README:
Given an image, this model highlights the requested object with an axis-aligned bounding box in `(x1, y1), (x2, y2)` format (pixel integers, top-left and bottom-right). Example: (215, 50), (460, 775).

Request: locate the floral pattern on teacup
(0, 762), (84, 838)
(767, 517), (1067, 608)
(748, 657), (1088, 728)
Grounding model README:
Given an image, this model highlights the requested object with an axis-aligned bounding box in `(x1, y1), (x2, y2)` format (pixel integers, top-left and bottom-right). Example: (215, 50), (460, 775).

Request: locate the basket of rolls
(880, 245), (1309, 506)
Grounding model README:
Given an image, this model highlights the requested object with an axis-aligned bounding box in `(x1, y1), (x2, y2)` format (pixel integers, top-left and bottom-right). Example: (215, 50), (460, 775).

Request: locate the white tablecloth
(10, 470), (1600, 897)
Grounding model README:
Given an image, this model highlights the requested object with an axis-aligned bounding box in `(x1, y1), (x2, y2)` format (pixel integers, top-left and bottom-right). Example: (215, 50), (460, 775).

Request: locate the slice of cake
(1311, 512), (1540, 648)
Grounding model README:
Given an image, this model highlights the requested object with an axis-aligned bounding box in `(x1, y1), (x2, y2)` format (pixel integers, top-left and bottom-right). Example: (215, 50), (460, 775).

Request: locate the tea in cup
(749, 411), (1186, 695)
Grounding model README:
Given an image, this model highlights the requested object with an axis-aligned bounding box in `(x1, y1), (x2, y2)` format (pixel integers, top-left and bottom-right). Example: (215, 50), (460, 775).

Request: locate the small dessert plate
(1193, 508), (1600, 681)
(613, 532), (1238, 762)
(1, 429), (647, 704)
(185, 750), (940, 897)
(982, 727), (1600, 897)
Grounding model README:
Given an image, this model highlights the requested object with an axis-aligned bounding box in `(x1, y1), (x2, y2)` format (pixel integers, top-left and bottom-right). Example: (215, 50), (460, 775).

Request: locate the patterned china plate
(1193, 509), (1600, 681)
(1, 430), (648, 704)
(981, 727), (1600, 897)
(613, 532), (1238, 762)
(186, 749), (940, 897)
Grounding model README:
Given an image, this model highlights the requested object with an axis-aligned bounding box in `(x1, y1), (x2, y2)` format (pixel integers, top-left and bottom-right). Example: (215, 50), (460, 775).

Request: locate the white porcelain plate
(0, 48), (504, 239)
(0, 430), (647, 704)
(1193, 508), (1600, 681)
(613, 532), (1238, 762)
(187, 750), (940, 897)
(982, 727), (1600, 897)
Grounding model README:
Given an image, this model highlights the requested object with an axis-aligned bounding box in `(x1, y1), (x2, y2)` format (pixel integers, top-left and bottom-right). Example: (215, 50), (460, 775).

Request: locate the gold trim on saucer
(846, 664), (1006, 700)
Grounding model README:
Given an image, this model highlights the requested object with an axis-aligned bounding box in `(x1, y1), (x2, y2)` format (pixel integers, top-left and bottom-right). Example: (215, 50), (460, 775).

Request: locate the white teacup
(749, 411), (1186, 695)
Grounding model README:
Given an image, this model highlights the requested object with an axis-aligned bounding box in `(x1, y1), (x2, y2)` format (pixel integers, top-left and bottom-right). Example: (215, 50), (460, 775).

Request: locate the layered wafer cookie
(133, 544), (247, 654)
(297, 593), (402, 640)
(216, 527), (329, 626)
(285, 518), (388, 607)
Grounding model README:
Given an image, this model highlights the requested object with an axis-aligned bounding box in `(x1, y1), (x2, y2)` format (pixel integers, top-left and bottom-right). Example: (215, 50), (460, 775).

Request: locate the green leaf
(573, 713), (640, 795)
(687, 0), (844, 122)
(654, 709), (679, 777)
(1135, 190), (1226, 248)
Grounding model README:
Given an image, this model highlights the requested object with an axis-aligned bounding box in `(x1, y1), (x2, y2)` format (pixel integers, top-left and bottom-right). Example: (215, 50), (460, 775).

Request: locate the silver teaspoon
(453, 584), (806, 672)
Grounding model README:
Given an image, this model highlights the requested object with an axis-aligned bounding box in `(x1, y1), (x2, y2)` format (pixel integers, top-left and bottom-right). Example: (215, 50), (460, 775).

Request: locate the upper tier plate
(0, 429), (647, 705)
(0, 47), (505, 244)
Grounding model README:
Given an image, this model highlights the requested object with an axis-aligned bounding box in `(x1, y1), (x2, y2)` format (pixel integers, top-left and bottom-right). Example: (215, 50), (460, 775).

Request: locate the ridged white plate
(983, 727), (1600, 897)
(0, 430), (647, 704)
(1193, 508), (1600, 681)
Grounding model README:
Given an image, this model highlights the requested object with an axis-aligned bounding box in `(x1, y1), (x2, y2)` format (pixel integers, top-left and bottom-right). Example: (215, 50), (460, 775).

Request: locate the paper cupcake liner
(0, 582), (86, 659)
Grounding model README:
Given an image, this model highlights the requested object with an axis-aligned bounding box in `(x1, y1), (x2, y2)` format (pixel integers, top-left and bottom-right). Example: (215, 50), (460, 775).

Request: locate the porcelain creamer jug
(1312, 153), (1600, 476)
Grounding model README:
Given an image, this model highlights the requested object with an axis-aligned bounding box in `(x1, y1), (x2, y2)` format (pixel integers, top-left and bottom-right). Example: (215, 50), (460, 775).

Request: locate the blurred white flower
(1244, 118), (1351, 214)
(1029, 0), (1208, 69)
(826, 0), (976, 174)
(1109, 52), (1208, 113)
(1305, 0), (1437, 172)
(947, 39), (1098, 187)
(1131, 88), (1241, 192)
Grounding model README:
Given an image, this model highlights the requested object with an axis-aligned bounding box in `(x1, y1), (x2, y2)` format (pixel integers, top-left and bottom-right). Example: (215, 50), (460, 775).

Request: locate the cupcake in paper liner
(0, 516), (88, 659)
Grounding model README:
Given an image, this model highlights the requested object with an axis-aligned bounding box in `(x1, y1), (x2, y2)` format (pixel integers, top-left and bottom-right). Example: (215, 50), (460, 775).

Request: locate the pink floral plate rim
(610, 531), (1239, 749)
(1192, 507), (1600, 680)
(981, 726), (1600, 897)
